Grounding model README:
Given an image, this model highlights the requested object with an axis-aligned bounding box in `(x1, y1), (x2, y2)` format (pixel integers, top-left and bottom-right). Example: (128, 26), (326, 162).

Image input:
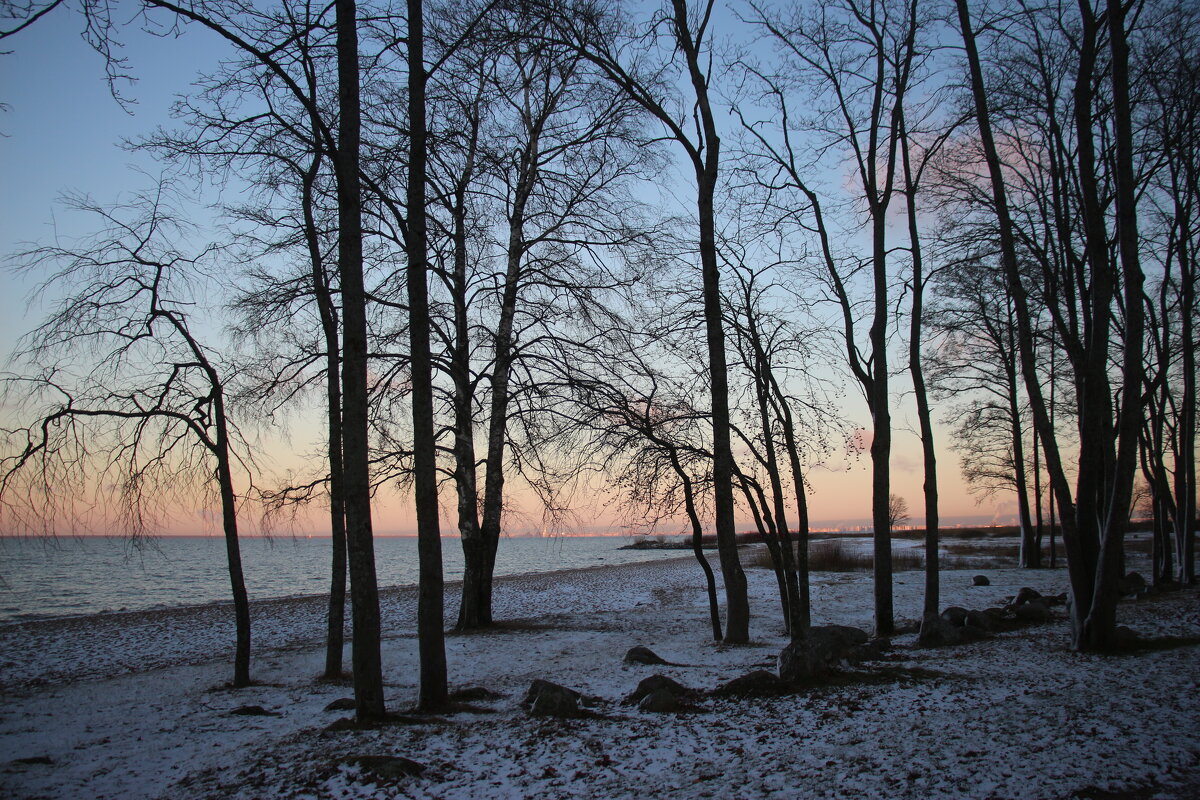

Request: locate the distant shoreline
(619, 524), (1061, 549)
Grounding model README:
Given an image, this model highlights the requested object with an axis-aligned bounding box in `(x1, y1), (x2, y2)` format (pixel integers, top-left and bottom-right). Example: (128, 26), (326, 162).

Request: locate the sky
(0, 4), (1028, 536)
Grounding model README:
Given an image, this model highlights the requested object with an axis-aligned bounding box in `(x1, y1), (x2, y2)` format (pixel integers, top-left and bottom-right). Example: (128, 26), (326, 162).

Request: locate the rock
(979, 607), (1023, 632)
(1012, 587), (1043, 607)
(523, 679), (579, 707)
(623, 674), (696, 706)
(345, 755), (426, 779)
(848, 638), (890, 662)
(11, 756), (54, 766)
(1113, 625), (1139, 649)
(624, 645), (671, 666)
(939, 606), (969, 627)
(1013, 599), (1052, 623)
(964, 609), (997, 631)
(229, 705), (278, 716)
(918, 616), (988, 647)
(972, 575), (990, 586)
(524, 680), (581, 718)
(711, 670), (790, 698)
(778, 625), (871, 682)
(1117, 572), (1147, 597)
(324, 698), (356, 712)
(822, 624), (870, 647)
(638, 689), (684, 713)
(449, 686), (504, 702)
(530, 691), (579, 718)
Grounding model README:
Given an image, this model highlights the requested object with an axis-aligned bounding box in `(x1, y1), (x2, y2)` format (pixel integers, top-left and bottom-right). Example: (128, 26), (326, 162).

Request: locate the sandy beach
(1, 548), (1198, 799)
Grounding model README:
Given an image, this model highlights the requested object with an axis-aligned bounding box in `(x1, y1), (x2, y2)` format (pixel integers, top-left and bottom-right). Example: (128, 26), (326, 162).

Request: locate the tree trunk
(869, 202), (894, 637)
(744, 302), (802, 636)
(300, 130), (347, 681)
(672, 0), (749, 642)
(214, 394), (251, 688)
(740, 475), (790, 631)
(771, 377), (811, 631)
(1173, 185), (1197, 584)
(464, 122), (539, 630)
(450, 151), (484, 632)
(900, 112), (939, 621)
(697, 166), (750, 643)
(954, 0), (1082, 640)
(1033, 419), (1044, 565)
(1082, 0), (1147, 649)
(1068, 0), (1114, 644)
(671, 451), (722, 640)
(1007, 345), (1037, 568)
(407, 0), (448, 711)
(336, 0), (385, 720)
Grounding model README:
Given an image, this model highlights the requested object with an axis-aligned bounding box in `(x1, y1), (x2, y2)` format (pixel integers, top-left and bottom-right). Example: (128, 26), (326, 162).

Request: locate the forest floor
(1, 538), (1198, 800)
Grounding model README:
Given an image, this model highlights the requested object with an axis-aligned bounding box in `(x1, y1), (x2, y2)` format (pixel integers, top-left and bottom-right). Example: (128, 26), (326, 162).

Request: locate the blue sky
(1, 7), (230, 344)
(0, 3), (1023, 533)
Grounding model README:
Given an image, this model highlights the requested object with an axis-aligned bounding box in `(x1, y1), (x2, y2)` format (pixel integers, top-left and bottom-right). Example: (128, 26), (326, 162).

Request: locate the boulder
(972, 575), (990, 586)
(979, 607), (1023, 632)
(1012, 587), (1043, 607)
(11, 756), (53, 766)
(623, 674), (696, 706)
(229, 705), (277, 717)
(345, 755), (426, 779)
(918, 616), (988, 647)
(637, 689), (684, 713)
(1013, 599), (1052, 623)
(964, 609), (997, 632)
(849, 637), (891, 661)
(1113, 625), (1139, 649)
(449, 686), (504, 702)
(1117, 572), (1147, 597)
(711, 670), (790, 698)
(523, 680), (581, 718)
(939, 606), (969, 627)
(778, 625), (870, 682)
(624, 646), (671, 666)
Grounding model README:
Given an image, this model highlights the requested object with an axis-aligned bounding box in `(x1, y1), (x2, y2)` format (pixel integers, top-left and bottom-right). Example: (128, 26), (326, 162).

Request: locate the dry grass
(942, 540), (1019, 559)
(749, 540), (926, 572)
(747, 536), (1032, 572)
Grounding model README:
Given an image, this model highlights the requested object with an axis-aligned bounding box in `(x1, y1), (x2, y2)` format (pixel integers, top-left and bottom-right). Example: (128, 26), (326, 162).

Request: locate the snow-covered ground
(1, 546), (1198, 800)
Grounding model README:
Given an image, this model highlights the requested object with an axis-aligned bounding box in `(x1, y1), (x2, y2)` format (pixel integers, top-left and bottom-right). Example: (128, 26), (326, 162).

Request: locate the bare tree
(405, 0), (449, 711)
(926, 255), (1039, 566)
(431, 4), (650, 630)
(138, 0), (354, 679)
(735, 0), (930, 636)
(1, 187), (254, 687)
(532, 0), (750, 642)
(888, 494), (909, 530)
(953, 0), (1147, 649)
(562, 323), (725, 641)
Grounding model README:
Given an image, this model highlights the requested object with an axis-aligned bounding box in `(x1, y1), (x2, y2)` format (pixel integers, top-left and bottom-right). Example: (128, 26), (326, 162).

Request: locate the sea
(0, 534), (689, 623)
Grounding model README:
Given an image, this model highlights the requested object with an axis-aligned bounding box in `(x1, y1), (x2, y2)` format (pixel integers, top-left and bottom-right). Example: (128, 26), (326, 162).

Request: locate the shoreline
(0, 533), (696, 624)
(0, 551), (699, 630)
(2, 550), (1196, 800)
(0, 553), (701, 692)
(2, 547), (1198, 800)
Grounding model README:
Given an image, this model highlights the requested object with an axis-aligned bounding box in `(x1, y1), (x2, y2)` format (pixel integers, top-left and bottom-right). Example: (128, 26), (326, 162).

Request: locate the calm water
(0, 535), (688, 623)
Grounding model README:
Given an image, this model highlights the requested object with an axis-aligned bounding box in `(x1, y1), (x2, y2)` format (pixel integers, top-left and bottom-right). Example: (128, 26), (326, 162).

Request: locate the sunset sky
(0, 9), (1027, 536)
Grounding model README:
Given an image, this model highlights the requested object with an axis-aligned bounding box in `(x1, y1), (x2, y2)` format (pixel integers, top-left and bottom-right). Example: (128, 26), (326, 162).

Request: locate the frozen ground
(1, 546), (1198, 800)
